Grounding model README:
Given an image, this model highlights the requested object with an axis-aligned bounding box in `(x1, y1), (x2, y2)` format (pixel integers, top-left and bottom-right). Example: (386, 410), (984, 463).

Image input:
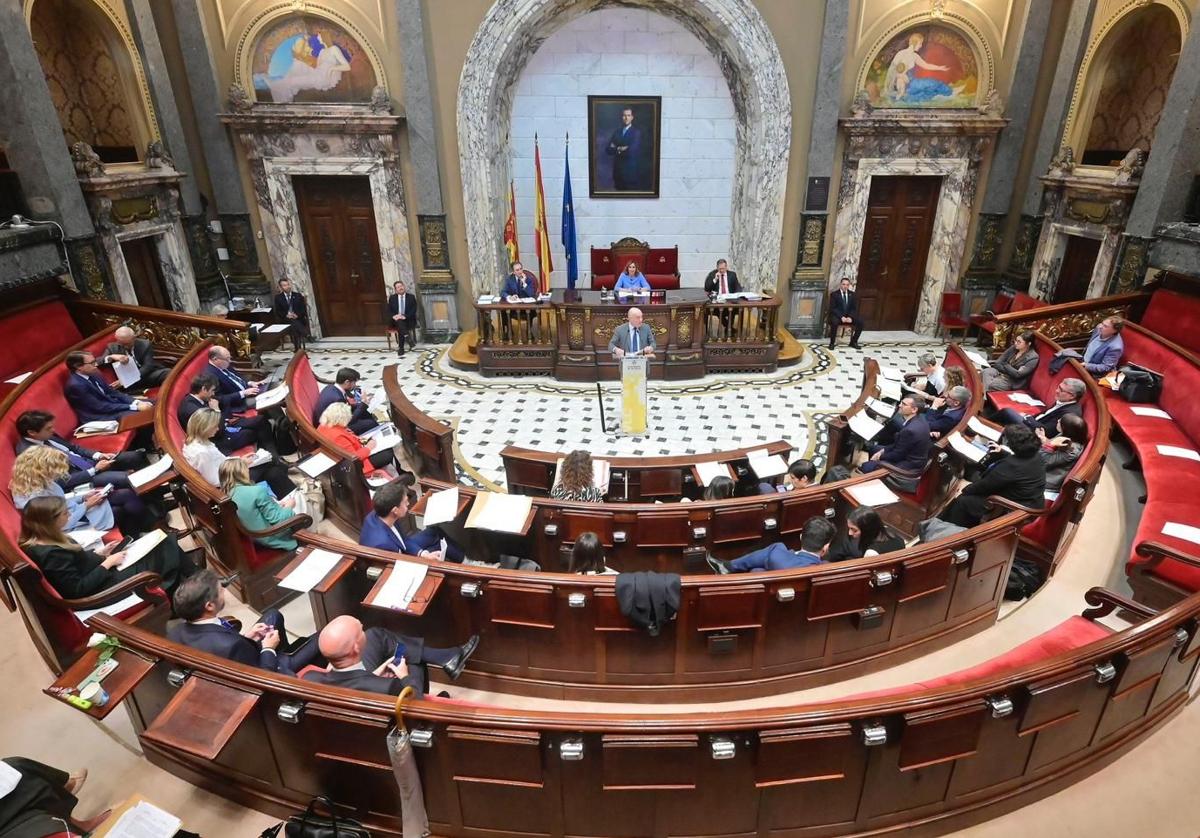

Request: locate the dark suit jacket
(927, 405), (966, 435)
(169, 620), (288, 673)
(880, 413), (933, 472)
(204, 362), (251, 411)
(501, 272), (539, 298)
(312, 383), (353, 427)
(301, 627), (424, 695)
(385, 292), (418, 325)
(64, 373), (134, 423)
(1025, 401), (1083, 436)
(829, 289), (859, 321)
(962, 453), (1047, 509)
(359, 512), (442, 555)
(273, 291), (309, 326)
(703, 269), (741, 295)
(102, 338), (169, 384)
(177, 394), (242, 449)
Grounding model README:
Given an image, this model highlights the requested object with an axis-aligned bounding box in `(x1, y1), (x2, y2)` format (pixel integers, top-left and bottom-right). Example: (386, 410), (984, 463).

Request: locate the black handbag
(260, 796), (371, 838)
(1117, 364), (1163, 403)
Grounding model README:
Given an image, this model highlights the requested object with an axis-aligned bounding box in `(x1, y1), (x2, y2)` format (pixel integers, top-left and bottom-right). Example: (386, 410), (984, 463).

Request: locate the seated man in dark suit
(711, 516), (835, 573)
(860, 396), (932, 474)
(992, 377), (1085, 435)
(63, 351), (153, 423)
(16, 409), (148, 490)
(178, 374), (275, 454)
(312, 367), (378, 435)
(169, 570), (319, 676)
(385, 280), (418, 356)
(926, 385), (971, 438)
(204, 345), (263, 412)
(360, 481), (466, 562)
(301, 615), (478, 698)
(500, 261), (539, 340)
(827, 277), (863, 350)
(272, 278), (310, 351)
(940, 423), (1047, 528)
(100, 326), (171, 390)
(703, 258), (740, 296)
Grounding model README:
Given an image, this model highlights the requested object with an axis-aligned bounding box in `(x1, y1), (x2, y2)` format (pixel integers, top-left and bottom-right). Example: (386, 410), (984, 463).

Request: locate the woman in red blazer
(316, 402), (398, 477)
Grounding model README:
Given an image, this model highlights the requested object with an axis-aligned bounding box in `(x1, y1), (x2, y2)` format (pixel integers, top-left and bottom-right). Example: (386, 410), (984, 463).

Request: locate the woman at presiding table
(316, 401), (398, 477)
(10, 446), (122, 534)
(550, 450), (605, 503)
(181, 407), (296, 500)
(219, 458), (300, 552)
(18, 495), (196, 599)
(613, 261), (650, 291)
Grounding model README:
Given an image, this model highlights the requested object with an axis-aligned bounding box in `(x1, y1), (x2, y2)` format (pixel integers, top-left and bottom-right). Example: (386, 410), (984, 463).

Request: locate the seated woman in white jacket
(181, 408), (295, 499)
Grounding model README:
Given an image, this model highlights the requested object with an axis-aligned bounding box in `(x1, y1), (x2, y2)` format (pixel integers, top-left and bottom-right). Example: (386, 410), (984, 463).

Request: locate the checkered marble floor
(293, 332), (947, 489)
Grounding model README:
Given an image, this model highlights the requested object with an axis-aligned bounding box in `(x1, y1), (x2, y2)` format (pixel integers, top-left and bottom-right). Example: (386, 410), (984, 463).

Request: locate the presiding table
(474, 288), (780, 380)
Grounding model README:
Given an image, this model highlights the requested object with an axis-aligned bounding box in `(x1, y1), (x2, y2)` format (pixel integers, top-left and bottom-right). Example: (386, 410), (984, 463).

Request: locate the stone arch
(457, 0), (791, 294)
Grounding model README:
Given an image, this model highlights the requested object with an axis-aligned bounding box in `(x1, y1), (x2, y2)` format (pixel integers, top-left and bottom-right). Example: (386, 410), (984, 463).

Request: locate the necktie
(224, 368), (246, 389)
(843, 291), (848, 307)
(288, 293), (295, 314)
(720, 273), (727, 295)
(219, 618), (236, 631)
(48, 440), (93, 472)
(631, 329), (639, 353)
(91, 377), (106, 396)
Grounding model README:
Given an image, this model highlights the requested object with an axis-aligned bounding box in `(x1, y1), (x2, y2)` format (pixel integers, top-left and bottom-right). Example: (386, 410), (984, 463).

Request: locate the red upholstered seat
(589, 244), (680, 290)
(0, 301), (82, 382)
(1140, 288), (1200, 356)
(969, 290), (1014, 332)
(1129, 501), (1200, 590)
(292, 354), (320, 420)
(937, 291), (969, 338)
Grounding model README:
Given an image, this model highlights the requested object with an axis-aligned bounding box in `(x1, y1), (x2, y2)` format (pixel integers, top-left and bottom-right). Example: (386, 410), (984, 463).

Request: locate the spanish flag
(533, 135), (554, 293)
(503, 180), (519, 266)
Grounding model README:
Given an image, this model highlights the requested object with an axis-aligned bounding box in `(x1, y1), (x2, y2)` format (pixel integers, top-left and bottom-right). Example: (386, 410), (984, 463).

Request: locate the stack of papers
(75, 592), (146, 621)
(967, 416), (1001, 442)
(1007, 393), (1045, 407)
(128, 455), (173, 489)
(947, 431), (988, 463)
(106, 800), (181, 838)
(374, 561), (428, 611)
(278, 548), (343, 593)
(262, 324), (291, 333)
(299, 452), (337, 477)
(362, 421), (402, 451)
(251, 306), (273, 313)
(281, 488), (309, 516)
(746, 449), (787, 479)
(477, 295), (498, 304)
(554, 457), (611, 491)
(75, 420), (119, 436)
(365, 472), (394, 487)
(465, 492), (533, 532)
(422, 487), (461, 526)
(879, 366), (904, 381)
(866, 397), (895, 417)
(694, 460), (730, 487)
(254, 383), (290, 410)
(116, 529), (168, 570)
(113, 358), (141, 388)
(848, 412), (884, 441)
(878, 378), (902, 400)
(67, 529), (107, 550)
(845, 479), (900, 507)
(964, 350), (989, 368)
(245, 448), (274, 467)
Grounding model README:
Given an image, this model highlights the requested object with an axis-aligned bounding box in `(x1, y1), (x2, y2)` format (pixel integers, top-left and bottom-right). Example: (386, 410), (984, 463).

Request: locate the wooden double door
(294, 175), (386, 336)
(121, 237), (173, 310)
(855, 175), (941, 331)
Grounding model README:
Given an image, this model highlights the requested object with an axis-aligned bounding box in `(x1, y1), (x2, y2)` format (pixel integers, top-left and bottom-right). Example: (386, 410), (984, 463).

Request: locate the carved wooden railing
(991, 291), (1150, 350)
(67, 297), (255, 362)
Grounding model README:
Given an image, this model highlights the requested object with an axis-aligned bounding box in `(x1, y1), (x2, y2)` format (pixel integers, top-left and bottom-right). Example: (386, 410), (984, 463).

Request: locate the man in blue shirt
(1080, 317), (1124, 376)
(714, 516), (836, 573)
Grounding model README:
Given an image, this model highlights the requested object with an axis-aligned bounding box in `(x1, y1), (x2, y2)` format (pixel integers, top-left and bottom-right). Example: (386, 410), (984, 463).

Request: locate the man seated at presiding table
(179, 374), (277, 455)
(170, 569), (319, 675)
(703, 258), (740, 296)
(860, 396), (932, 473)
(18, 495), (197, 599)
(359, 480), (465, 563)
(317, 402), (398, 477)
(501, 261), (539, 299)
(940, 423), (1047, 529)
(312, 367), (379, 435)
(302, 615), (478, 698)
(16, 409), (149, 490)
(100, 325), (172, 390)
(758, 458), (817, 495)
(204, 345), (264, 412)
(63, 351), (153, 423)
(608, 307), (657, 359)
(613, 261), (650, 291)
(551, 449), (604, 502)
(710, 516), (836, 573)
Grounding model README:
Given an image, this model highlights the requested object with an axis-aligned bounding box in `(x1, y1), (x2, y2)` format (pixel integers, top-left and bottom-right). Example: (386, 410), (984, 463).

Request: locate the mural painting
(251, 15), (376, 104)
(863, 25), (978, 108)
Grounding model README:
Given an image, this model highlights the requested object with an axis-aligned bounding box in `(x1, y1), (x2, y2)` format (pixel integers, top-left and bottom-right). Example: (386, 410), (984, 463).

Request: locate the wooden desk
(45, 645), (156, 720)
(362, 563), (444, 617)
(119, 409), (155, 431)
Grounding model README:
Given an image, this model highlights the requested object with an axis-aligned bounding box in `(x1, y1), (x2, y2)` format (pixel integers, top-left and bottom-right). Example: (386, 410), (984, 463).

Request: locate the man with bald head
(102, 326), (172, 390)
(608, 307), (656, 359)
(301, 615), (479, 697)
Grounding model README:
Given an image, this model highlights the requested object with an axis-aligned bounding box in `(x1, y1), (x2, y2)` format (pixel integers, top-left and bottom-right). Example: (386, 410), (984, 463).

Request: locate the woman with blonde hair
(316, 401), (398, 476)
(11, 446), (116, 533)
(19, 495), (195, 599)
(182, 407), (295, 498)
(551, 450), (604, 502)
(219, 458), (300, 551)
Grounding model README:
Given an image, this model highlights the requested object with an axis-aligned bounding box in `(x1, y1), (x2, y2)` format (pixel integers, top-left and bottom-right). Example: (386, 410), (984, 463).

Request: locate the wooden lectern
(620, 355), (648, 435)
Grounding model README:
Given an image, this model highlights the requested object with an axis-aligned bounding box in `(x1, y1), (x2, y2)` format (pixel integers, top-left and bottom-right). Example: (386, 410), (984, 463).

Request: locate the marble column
(395, 0), (457, 341)
(789, 0), (848, 339)
(1122, 17), (1200, 290)
(168, 0), (266, 298)
(1004, 0), (1097, 288)
(123, 0), (220, 306)
(0, 1), (113, 299)
(965, 0), (1054, 313)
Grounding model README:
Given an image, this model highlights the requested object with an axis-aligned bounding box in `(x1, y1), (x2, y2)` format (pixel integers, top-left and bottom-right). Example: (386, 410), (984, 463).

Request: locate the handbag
(1117, 364), (1163, 403)
(260, 796), (371, 838)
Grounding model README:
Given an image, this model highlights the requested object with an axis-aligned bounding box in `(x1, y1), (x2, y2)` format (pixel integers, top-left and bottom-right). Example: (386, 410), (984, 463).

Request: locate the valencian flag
(533, 134), (554, 293)
(561, 134), (579, 290)
(503, 180), (520, 266)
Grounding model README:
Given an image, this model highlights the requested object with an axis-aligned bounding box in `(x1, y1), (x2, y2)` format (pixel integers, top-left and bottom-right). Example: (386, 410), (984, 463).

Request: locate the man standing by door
(273, 279), (310, 350)
(828, 277), (863, 350)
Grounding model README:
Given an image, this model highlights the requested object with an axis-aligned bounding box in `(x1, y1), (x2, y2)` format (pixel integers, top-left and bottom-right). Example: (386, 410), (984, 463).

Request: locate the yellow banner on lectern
(620, 356), (648, 435)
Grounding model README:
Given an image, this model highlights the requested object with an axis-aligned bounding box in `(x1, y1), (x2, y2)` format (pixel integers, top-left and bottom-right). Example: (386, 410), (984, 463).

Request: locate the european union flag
(561, 142), (579, 290)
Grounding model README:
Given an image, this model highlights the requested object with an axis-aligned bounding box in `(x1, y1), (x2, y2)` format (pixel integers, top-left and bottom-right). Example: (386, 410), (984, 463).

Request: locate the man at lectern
(609, 307), (656, 358)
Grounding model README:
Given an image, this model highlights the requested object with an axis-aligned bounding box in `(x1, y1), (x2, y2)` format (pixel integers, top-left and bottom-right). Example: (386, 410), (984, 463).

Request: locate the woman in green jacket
(219, 458), (300, 551)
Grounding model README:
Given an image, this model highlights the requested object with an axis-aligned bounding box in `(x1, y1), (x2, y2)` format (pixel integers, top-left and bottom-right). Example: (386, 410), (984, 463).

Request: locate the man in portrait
(606, 107), (643, 191)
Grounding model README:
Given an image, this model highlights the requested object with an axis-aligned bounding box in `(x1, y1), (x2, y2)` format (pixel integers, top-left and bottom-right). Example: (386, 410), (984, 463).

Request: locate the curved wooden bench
(382, 366), (455, 482)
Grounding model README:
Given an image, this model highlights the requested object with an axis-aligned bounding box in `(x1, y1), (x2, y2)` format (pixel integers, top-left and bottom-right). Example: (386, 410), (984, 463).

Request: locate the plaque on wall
(805, 177), (829, 212)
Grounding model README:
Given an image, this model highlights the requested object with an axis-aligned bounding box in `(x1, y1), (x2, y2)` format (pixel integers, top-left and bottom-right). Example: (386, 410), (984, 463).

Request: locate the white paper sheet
(251, 306), (273, 313)
(967, 416), (1002, 442)
(1130, 406), (1172, 419)
(117, 529), (167, 570)
(748, 454), (788, 479)
(947, 431), (987, 463)
(299, 452), (337, 477)
(106, 800), (182, 838)
(866, 397), (895, 417)
(113, 357), (141, 388)
(878, 378), (902, 401)
(1006, 393), (1045, 407)
(694, 460), (728, 487)
(246, 448), (274, 467)
(365, 472), (394, 487)
(964, 350), (989, 368)
(281, 488), (308, 516)
(4, 371), (31, 385)
(75, 420), (119, 436)
(1157, 445), (1200, 462)
(67, 529), (106, 549)
(261, 324), (290, 333)
(0, 760), (22, 800)
(848, 412), (884, 441)
(845, 479), (900, 507)
(422, 486), (460, 526)
(254, 383), (290, 410)
(879, 365), (904, 381)
(467, 492), (533, 532)
(362, 422), (402, 451)
(374, 560), (428, 610)
(128, 455), (173, 489)
(278, 548), (343, 593)
(1163, 521), (1200, 545)
(74, 592), (145, 622)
